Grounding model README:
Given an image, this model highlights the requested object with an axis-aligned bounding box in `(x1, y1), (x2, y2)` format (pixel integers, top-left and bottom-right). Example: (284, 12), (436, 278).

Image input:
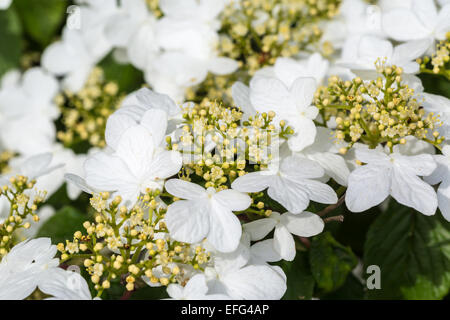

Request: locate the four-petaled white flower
(346, 148), (438, 215)
(205, 244), (287, 300)
(39, 267), (95, 300)
(84, 109), (182, 205)
(382, 0), (450, 42)
(244, 211), (324, 261)
(232, 156), (338, 214)
(164, 179), (251, 252)
(0, 238), (59, 300)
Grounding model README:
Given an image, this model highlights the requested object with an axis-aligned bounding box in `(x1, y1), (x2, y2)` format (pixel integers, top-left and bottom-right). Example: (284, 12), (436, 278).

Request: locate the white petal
(289, 77), (317, 109)
(183, 274), (209, 298)
(437, 179), (450, 221)
(231, 171), (273, 193)
(116, 125), (155, 178)
(207, 201), (242, 252)
(214, 189), (251, 212)
(165, 200), (210, 243)
(267, 176), (310, 214)
(208, 57), (239, 75)
(243, 217), (278, 241)
(274, 224), (296, 261)
(250, 239), (282, 263)
(105, 113), (136, 150)
(141, 109), (169, 147)
(281, 212), (324, 237)
(164, 179), (206, 200)
(145, 150), (182, 182)
(382, 9), (431, 41)
(346, 164), (391, 212)
(391, 168), (437, 215)
(222, 265), (287, 300)
(287, 117), (317, 152)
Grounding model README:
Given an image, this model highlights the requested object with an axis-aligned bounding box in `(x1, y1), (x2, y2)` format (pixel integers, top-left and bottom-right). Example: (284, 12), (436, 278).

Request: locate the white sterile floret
(244, 212), (324, 261)
(166, 274), (229, 300)
(204, 244), (287, 300)
(382, 0), (450, 43)
(293, 127), (350, 186)
(38, 267), (95, 300)
(0, 68), (59, 155)
(231, 156), (338, 214)
(425, 145), (450, 221)
(84, 111), (182, 205)
(340, 35), (431, 74)
(164, 179), (251, 253)
(346, 148), (438, 215)
(0, 238), (59, 300)
(106, 88), (182, 149)
(249, 76), (319, 151)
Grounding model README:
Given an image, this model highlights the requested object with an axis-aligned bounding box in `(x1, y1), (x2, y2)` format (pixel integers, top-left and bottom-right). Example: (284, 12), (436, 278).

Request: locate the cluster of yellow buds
(187, 0), (341, 103)
(219, 0), (341, 75)
(315, 63), (444, 152)
(0, 150), (16, 175)
(418, 32), (450, 80)
(55, 67), (123, 149)
(58, 190), (209, 297)
(0, 175), (46, 258)
(167, 99), (292, 189)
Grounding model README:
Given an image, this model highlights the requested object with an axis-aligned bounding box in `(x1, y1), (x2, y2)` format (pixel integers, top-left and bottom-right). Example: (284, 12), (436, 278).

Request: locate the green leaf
(309, 232), (358, 292)
(364, 201), (450, 300)
(280, 251), (315, 300)
(0, 7), (22, 77)
(13, 0), (67, 47)
(36, 206), (88, 244)
(99, 53), (144, 93)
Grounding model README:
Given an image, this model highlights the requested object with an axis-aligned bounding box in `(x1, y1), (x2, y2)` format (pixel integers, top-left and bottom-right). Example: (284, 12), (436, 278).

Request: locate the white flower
(346, 148), (438, 215)
(425, 145), (450, 221)
(293, 127), (350, 186)
(244, 211), (324, 261)
(164, 179), (251, 252)
(250, 76), (319, 151)
(104, 0), (158, 70)
(0, 0), (11, 10)
(106, 88), (182, 149)
(0, 68), (59, 155)
(231, 156), (337, 214)
(205, 244), (287, 300)
(340, 35), (431, 74)
(255, 54), (330, 86)
(0, 238), (59, 300)
(166, 274), (229, 300)
(84, 112), (182, 205)
(382, 0), (450, 42)
(38, 268), (94, 300)
(148, 0), (237, 101)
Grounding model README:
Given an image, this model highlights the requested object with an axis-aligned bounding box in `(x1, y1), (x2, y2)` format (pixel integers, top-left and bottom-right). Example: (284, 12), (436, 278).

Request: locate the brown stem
(120, 289), (134, 300)
(324, 215), (344, 223)
(317, 194), (346, 217)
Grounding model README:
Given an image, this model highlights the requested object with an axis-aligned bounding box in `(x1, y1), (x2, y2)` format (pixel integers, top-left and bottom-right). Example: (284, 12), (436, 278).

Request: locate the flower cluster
(58, 190), (209, 296)
(56, 68), (122, 149)
(315, 63), (444, 152)
(1, 0), (450, 302)
(0, 175), (46, 257)
(419, 32), (450, 80)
